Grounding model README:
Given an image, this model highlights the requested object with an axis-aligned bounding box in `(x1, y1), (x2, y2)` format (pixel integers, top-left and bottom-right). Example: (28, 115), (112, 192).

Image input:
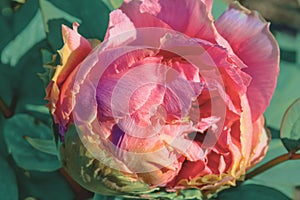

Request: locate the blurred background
(0, 0), (299, 199)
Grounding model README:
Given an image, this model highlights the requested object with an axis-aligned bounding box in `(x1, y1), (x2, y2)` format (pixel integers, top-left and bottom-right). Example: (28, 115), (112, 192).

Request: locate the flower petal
(96, 53), (163, 120)
(238, 94), (253, 172)
(160, 123), (205, 162)
(55, 22), (92, 85)
(121, 0), (217, 43)
(46, 22), (92, 133)
(104, 9), (136, 47)
(215, 2), (279, 121)
(109, 124), (184, 186)
(120, 1), (172, 29)
(249, 115), (270, 167)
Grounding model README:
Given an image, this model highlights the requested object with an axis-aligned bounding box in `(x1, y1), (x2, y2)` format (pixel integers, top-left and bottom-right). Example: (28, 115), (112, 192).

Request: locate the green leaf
(10, 43), (52, 123)
(0, 156), (18, 200)
(24, 136), (58, 156)
(102, 0), (123, 10)
(39, 0), (110, 51)
(1, 10), (46, 67)
(4, 114), (61, 171)
(215, 184), (290, 200)
(280, 98), (300, 152)
(212, 0), (229, 19)
(16, 170), (75, 200)
(265, 61), (300, 137)
(140, 188), (203, 200)
(0, 0), (46, 67)
(0, 0), (48, 119)
(38, 0), (81, 33)
(60, 125), (156, 198)
(264, 31), (300, 131)
(24, 104), (50, 115)
(178, 189), (203, 200)
(93, 194), (116, 200)
(246, 139), (300, 198)
(12, 0), (26, 4)
(0, 0), (51, 124)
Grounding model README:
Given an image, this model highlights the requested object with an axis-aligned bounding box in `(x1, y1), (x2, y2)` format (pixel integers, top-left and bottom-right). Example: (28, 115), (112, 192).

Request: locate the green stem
(246, 152), (300, 180)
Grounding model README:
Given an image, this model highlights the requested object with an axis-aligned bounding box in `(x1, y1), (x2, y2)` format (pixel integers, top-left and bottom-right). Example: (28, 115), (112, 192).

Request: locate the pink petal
(160, 123), (205, 161)
(57, 22), (92, 85)
(109, 125), (184, 186)
(249, 115), (270, 167)
(120, 0), (217, 43)
(120, 1), (172, 29)
(215, 2), (280, 121)
(203, 0), (212, 14)
(96, 55), (164, 120)
(46, 22), (92, 133)
(239, 94), (254, 170)
(104, 9), (136, 46)
(139, 0), (161, 15)
(162, 71), (201, 121)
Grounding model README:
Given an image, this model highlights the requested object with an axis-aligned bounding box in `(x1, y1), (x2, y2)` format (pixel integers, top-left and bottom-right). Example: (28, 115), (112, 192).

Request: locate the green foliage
(0, 0), (46, 67)
(245, 139), (300, 198)
(212, 0), (228, 19)
(1, 8), (46, 67)
(0, 0), (112, 198)
(39, 0), (110, 51)
(0, 156), (18, 200)
(0, 1), (48, 115)
(264, 31), (300, 133)
(215, 184), (290, 200)
(0, 0), (299, 199)
(16, 170), (75, 200)
(280, 98), (300, 152)
(4, 114), (61, 171)
(102, 0), (124, 10)
(24, 136), (58, 156)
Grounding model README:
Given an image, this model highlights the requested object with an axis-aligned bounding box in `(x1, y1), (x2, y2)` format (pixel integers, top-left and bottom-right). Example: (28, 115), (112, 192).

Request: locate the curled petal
(46, 22), (92, 133)
(249, 116), (270, 167)
(121, 0), (217, 43)
(56, 22), (92, 85)
(237, 94), (253, 172)
(105, 9), (136, 47)
(121, 1), (172, 29)
(215, 2), (280, 121)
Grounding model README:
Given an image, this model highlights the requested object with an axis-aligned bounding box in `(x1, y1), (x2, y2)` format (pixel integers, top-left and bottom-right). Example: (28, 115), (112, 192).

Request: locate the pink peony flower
(46, 0), (279, 197)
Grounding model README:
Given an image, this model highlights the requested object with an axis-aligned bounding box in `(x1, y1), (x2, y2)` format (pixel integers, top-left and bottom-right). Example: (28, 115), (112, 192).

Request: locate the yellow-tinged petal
(248, 116), (270, 168)
(54, 22), (92, 85)
(45, 22), (92, 133)
(238, 94), (253, 173)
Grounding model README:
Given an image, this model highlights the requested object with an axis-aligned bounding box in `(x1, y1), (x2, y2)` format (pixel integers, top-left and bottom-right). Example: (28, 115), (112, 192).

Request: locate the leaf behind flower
(0, 156), (18, 200)
(4, 114), (61, 172)
(214, 184), (290, 200)
(280, 98), (300, 152)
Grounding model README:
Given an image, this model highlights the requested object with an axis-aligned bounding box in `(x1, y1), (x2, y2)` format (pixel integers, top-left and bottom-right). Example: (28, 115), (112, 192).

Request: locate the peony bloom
(46, 0), (279, 198)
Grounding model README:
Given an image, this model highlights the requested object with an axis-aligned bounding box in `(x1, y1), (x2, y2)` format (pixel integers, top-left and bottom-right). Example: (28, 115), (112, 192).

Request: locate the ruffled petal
(108, 124), (184, 186)
(55, 22), (92, 85)
(215, 2), (280, 121)
(249, 116), (270, 167)
(46, 22), (92, 133)
(120, 0), (172, 29)
(104, 9), (136, 47)
(96, 53), (163, 120)
(160, 123), (205, 162)
(121, 0), (217, 43)
(237, 94), (253, 172)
